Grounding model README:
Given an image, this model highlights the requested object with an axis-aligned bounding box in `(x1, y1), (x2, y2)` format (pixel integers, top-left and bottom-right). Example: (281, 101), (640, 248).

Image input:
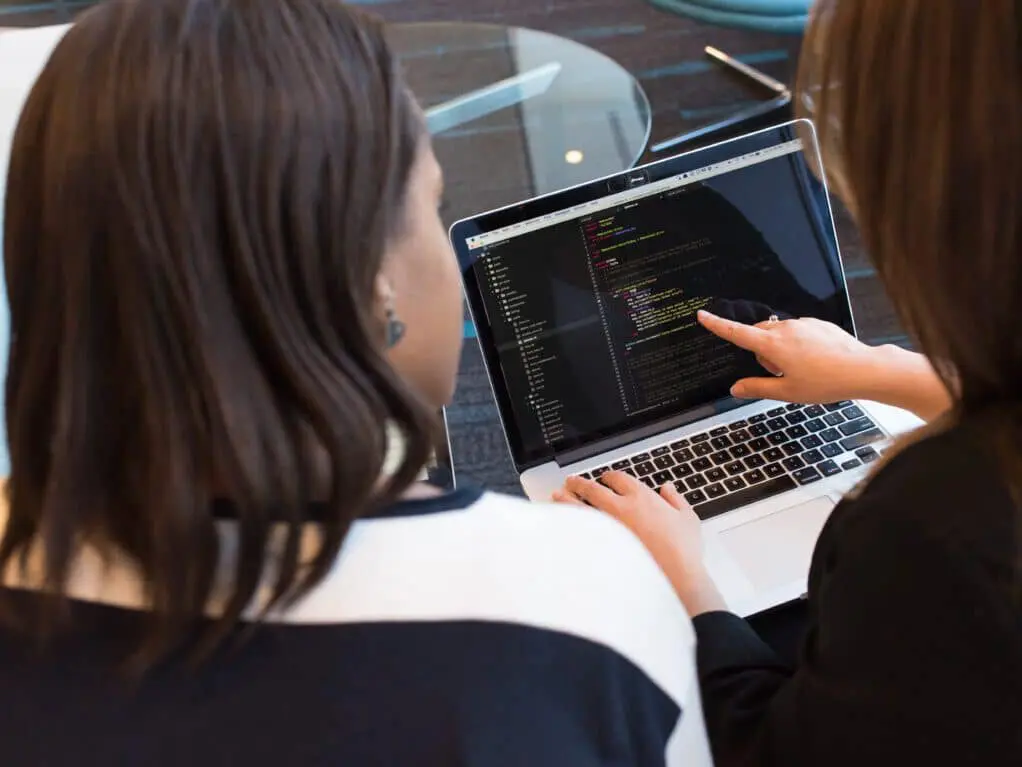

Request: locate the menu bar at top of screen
(465, 138), (804, 251)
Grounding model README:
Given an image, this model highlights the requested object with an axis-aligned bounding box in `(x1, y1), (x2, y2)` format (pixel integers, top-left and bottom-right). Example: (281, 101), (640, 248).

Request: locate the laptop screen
(452, 122), (854, 470)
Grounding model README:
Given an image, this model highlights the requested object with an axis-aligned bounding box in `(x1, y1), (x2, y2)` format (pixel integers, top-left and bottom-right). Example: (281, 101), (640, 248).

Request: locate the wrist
(669, 567), (727, 617)
(858, 344), (950, 421)
(856, 344), (908, 401)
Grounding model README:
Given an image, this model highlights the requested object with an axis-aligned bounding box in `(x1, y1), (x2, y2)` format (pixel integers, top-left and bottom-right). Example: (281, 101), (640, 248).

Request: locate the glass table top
(388, 22), (652, 220)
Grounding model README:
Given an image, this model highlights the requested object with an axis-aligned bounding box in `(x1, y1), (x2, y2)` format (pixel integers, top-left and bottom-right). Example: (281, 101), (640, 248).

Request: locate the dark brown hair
(0, 0), (435, 664)
(797, 1), (1022, 558)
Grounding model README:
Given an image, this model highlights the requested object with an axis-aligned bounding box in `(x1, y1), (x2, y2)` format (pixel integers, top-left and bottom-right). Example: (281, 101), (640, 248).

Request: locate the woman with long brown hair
(563, 1), (1022, 764)
(0, 1), (712, 764)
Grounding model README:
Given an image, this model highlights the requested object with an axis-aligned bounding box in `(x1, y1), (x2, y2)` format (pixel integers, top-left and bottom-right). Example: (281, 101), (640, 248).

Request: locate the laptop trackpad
(719, 497), (834, 592)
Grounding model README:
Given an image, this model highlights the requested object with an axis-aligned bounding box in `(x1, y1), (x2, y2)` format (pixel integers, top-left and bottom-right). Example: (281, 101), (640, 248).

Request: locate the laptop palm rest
(718, 497), (834, 592)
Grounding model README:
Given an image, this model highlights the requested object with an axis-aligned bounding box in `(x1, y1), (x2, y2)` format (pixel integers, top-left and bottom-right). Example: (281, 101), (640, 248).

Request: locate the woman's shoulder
(300, 487), (698, 705)
(859, 423), (1011, 507)
(836, 423), (1017, 563)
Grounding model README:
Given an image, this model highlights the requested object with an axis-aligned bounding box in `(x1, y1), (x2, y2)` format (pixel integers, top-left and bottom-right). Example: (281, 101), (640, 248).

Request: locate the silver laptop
(450, 120), (921, 617)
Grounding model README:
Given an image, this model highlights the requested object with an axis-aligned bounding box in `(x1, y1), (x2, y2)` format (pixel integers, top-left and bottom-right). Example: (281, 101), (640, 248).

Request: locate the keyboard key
(839, 429), (884, 452)
(749, 437), (770, 452)
(767, 418), (788, 431)
(842, 405), (864, 420)
(724, 476), (747, 492)
(672, 464), (694, 479)
(611, 460), (631, 470)
(820, 427), (842, 442)
(839, 417), (875, 437)
(634, 461), (655, 477)
(730, 429), (751, 443)
(763, 462), (786, 478)
(744, 468), (766, 484)
(672, 448), (694, 462)
(705, 483), (727, 499)
(579, 472), (592, 480)
(710, 426), (729, 437)
(748, 414), (767, 424)
(744, 454), (766, 469)
(786, 425), (808, 439)
(692, 475), (798, 520)
(764, 447), (785, 462)
(786, 403), (803, 411)
(793, 467), (823, 485)
(651, 446), (671, 457)
(801, 434), (823, 449)
(623, 467), (638, 477)
(653, 455), (675, 470)
(825, 401), (853, 411)
(692, 457), (712, 471)
(768, 432), (788, 445)
(670, 439), (690, 450)
(729, 420), (749, 430)
(710, 451), (731, 466)
(782, 456), (806, 471)
(724, 461), (745, 476)
(823, 412), (845, 426)
(821, 443), (843, 458)
(652, 470), (673, 486)
(686, 474), (708, 489)
(767, 407), (786, 417)
(805, 404), (826, 418)
(802, 448), (824, 464)
(642, 477), (656, 488)
(805, 418), (826, 433)
(694, 442), (714, 457)
(841, 458), (863, 470)
(711, 435), (733, 450)
(819, 459), (842, 477)
(706, 467), (727, 482)
(786, 411), (808, 424)
(592, 467), (609, 478)
(691, 433), (710, 443)
(782, 441), (804, 455)
(730, 444), (751, 459)
(749, 423), (770, 437)
(857, 447), (880, 463)
(684, 489), (707, 505)
(630, 452), (651, 463)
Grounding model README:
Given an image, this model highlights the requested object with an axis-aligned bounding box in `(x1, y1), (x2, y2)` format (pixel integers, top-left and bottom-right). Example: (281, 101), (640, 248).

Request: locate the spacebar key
(692, 475), (798, 521)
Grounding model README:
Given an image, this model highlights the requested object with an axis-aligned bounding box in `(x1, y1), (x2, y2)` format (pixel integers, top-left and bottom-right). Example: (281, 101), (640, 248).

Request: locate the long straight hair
(0, 0), (435, 666)
(797, 0), (1022, 576)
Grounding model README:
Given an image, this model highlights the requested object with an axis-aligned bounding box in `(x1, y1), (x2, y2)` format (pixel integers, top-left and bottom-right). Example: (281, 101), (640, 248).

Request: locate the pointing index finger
(697, 310), (772, 353)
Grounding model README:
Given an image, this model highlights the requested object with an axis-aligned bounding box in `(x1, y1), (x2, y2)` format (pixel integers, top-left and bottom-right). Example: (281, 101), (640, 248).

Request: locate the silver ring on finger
(767, 314), (780, 325)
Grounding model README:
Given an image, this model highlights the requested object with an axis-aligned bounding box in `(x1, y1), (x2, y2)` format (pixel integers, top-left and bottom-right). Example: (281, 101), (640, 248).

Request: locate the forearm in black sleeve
(693, 611), (793, 761)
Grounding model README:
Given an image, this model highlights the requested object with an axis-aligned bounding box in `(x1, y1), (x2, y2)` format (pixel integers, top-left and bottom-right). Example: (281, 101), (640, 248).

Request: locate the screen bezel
(450, 120), (856, 472)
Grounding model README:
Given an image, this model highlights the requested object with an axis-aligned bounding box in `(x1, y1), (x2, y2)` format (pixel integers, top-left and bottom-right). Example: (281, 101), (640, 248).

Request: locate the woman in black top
(561, 1), (1022, 764)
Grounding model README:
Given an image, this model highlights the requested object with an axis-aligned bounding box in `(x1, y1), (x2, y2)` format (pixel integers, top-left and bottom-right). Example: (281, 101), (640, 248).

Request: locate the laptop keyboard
(575, 402), (885, 521)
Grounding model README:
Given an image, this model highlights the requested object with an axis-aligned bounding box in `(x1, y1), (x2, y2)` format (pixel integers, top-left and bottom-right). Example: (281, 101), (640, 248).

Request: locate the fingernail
(731, 383), (746, 397)
(697, 310), (711, 320)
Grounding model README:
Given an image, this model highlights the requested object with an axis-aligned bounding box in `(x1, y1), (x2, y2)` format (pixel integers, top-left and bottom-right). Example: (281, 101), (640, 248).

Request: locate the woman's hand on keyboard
(697, 310), (882, 404)
(555, 472), (726, 616)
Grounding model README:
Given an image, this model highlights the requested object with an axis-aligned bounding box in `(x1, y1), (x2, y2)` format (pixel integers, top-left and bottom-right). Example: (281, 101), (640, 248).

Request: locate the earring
(384, 294), (406, 348)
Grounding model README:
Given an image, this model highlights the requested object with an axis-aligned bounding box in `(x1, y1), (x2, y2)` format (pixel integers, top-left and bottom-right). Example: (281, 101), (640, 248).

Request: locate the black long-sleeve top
(694, 423), (1022, 766)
